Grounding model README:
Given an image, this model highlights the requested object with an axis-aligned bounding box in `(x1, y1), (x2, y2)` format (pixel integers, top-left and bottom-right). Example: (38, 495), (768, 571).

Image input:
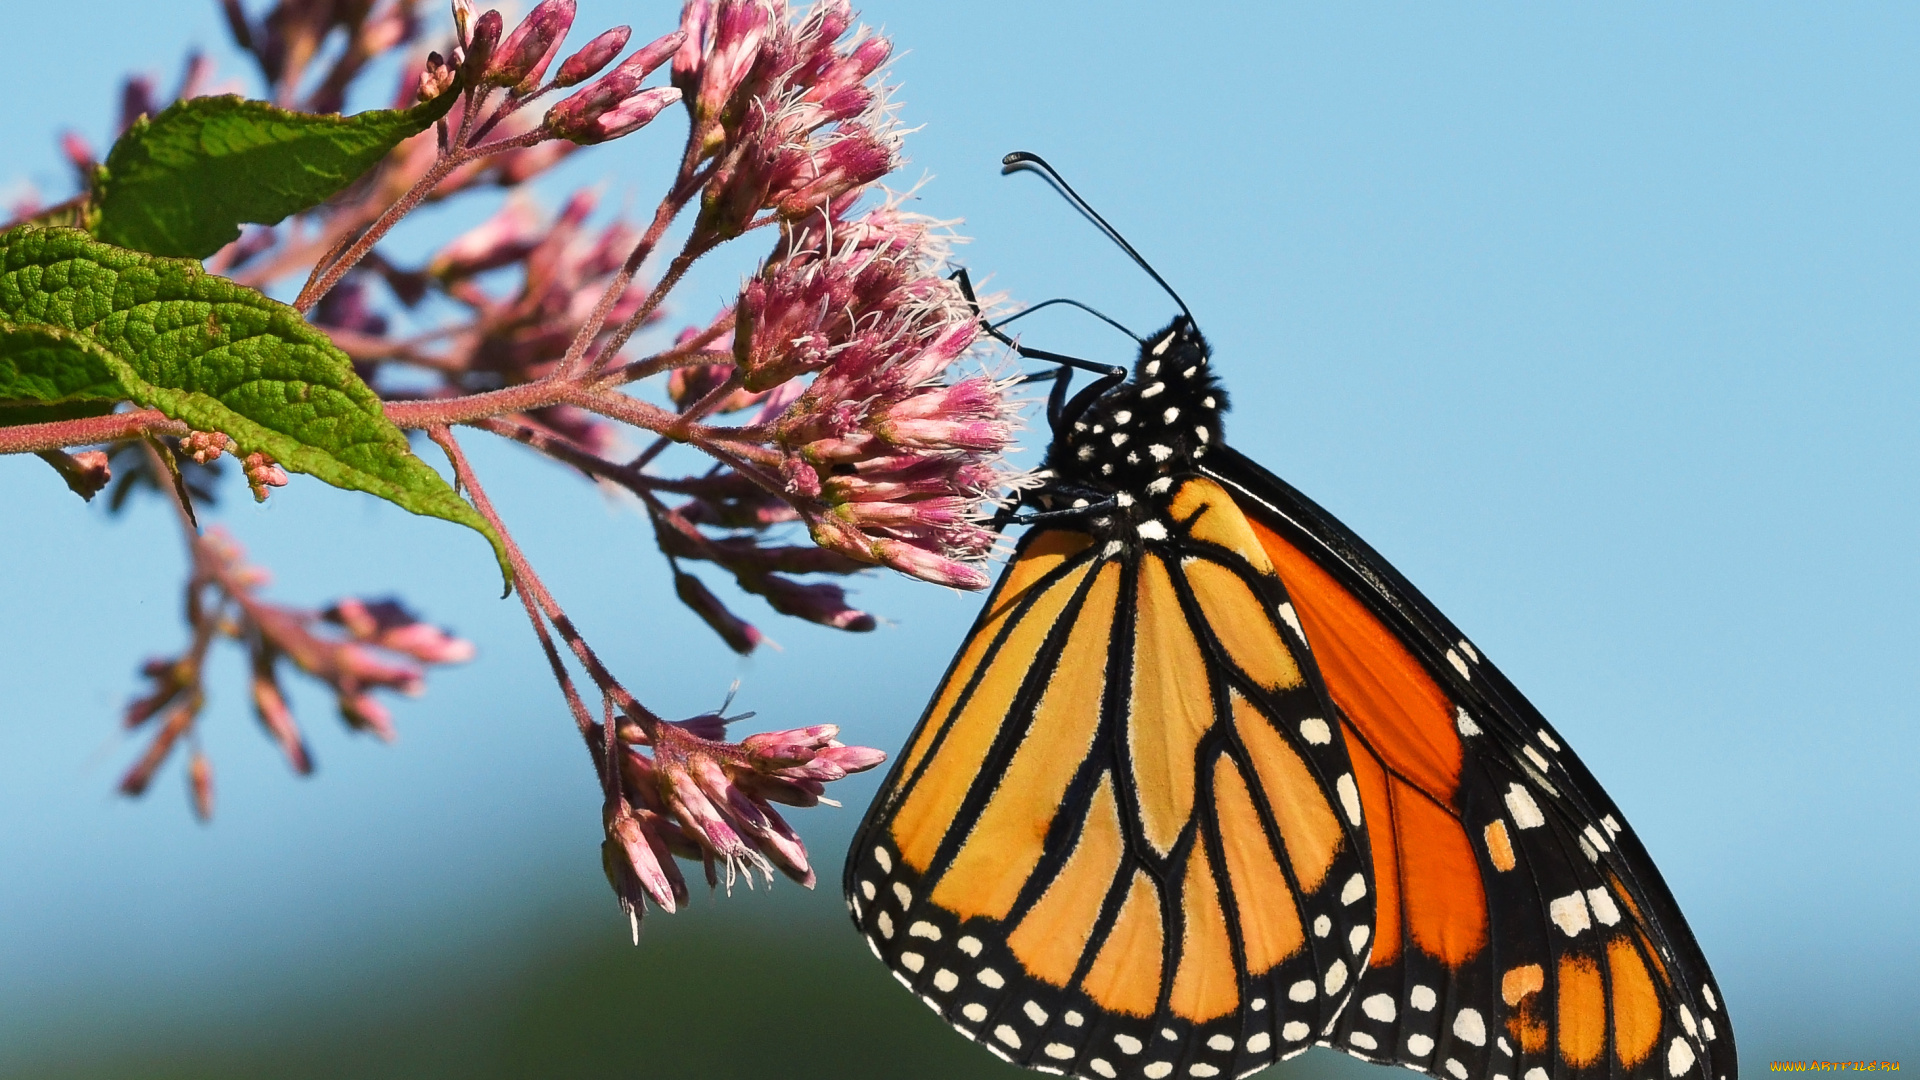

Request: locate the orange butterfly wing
(847, 479), (1377, 1080)
(1204, 447), (1735, 1080)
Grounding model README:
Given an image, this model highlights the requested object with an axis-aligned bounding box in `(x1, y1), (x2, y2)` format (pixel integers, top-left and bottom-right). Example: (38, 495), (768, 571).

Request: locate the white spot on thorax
(1163, 407), (1181, 424)
(1194, 426), (1210, 443)
(1103, 540), (1125, 558)
(1147, 476), (1174, 495)
(1148, 443), (1173, 461)
(1151, 337), (1172, 357)
(1077, 444), (1095, 461)
(1202, 396), (1216, 408)
(1115, 492), (1135, 507)
(1142, 382), (1165, 398)
(1137, 520), (1169, 541)
(1111, 432), (1130, 447)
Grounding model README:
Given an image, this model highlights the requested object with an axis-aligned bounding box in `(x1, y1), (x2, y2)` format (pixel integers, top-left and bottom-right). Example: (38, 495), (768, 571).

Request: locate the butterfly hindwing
(848, 477), (1376, 1080)
(1203, 446), (1735, 1080)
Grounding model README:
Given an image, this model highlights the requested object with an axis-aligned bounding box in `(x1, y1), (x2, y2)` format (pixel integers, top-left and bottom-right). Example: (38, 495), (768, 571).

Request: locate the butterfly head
(1045, 316), (1228, 500)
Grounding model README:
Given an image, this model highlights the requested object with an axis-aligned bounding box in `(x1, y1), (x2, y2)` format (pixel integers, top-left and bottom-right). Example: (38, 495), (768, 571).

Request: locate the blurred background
(3, 1), (1917, 1076)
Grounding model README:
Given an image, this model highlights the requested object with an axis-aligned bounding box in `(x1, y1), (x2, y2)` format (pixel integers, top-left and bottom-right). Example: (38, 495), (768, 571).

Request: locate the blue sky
(2, 1), (1916, 1071)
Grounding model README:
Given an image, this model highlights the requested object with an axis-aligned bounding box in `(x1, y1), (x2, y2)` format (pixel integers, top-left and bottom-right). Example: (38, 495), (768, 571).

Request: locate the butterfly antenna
(1001, 151), (1194, 325)
(992, 298), (1143, 343)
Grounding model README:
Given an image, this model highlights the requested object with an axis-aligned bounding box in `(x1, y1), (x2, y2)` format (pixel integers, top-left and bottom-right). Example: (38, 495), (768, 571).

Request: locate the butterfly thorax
(1032, 317), (1228, 541)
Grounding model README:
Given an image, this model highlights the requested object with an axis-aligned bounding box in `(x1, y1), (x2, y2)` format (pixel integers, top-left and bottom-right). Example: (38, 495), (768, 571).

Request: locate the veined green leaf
(93, 91), (457, 259)
(0, 227), (509, 585)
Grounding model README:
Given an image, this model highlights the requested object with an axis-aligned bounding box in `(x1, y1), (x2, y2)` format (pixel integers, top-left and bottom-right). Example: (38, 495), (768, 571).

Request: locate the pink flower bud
(243, 451), (288, 502)
(871, 537), (991, 590)
(250, 657), (313, 776)
(756, 575), (875, 632)
(451, 0), (476, 42)
(555, 25), (630, 87)
(462, 9), (504, 83)
(674, 571), (763, 655)
(187, 750), (215, 822)
(590, 85), (681, 141)
(418, 50), (460, 101)
(339, 692), (397, 741)
(612, 28), (687, 82)
(490, 0), (575, 90)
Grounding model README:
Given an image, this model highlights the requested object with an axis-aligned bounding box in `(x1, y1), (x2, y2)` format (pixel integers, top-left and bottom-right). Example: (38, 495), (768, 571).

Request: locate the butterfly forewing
(1204, 447), (1735, 1080)
(848, 478), (1376, 1080)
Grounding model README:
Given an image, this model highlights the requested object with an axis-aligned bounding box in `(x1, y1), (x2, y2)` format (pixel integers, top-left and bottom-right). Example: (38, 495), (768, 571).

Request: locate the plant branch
(0, 409), (187, 455)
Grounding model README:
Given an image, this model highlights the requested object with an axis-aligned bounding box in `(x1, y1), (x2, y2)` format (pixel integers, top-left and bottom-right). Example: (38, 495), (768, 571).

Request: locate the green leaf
(0, 227), (509, 584)
(0, 322), (128, 407)
(93, 91), (457, 259)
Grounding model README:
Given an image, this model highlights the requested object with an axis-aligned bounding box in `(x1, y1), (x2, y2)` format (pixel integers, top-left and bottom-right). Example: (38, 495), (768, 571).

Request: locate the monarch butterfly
(845, 154), (1734, 1080)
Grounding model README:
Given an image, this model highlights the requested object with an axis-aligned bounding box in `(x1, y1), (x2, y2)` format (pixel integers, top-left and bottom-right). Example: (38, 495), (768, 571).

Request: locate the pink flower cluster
(753, 204), (1017, 589)
(603, 712), (884, 940)
(119, 530), (473, 815)
(680, 0), (899, 242)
